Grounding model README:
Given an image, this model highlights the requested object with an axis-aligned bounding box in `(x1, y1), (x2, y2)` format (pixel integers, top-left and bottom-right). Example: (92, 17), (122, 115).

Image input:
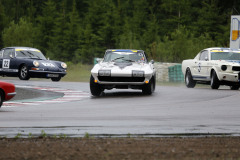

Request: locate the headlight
(33, 61), (39, 67)
(132, 70), (144, 77)
(221, 65), (227, 71)
(98, 70), (111, 76)
(61, 63), (67, 69)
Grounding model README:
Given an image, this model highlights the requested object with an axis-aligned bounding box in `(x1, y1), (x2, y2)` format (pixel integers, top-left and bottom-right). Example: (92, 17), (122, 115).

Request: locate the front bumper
(29, 70), (67, 78)
(218, 71), (239, 82)
(7, 92), (16, 96)
(5, 92), (16, 101)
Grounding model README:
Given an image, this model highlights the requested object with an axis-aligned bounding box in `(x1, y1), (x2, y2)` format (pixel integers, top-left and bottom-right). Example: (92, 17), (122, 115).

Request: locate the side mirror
(205, 57), (208, 61)
(96, 58), (103, 63)
(150, 60), (154, 64)
(9, 54), (14, 58)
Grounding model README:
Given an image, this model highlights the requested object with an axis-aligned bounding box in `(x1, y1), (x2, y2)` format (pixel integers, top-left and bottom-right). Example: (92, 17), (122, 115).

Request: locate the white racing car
(90, 49), (156, 96)
(182, 47), (240, 90)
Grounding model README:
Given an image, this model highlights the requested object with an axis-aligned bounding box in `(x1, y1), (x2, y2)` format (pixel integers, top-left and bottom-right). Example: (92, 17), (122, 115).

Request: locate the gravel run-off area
(0, 137), (240, 160)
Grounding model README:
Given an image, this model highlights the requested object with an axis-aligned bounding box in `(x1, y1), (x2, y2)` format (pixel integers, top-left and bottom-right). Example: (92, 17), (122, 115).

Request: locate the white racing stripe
(2, 86), (90, 108)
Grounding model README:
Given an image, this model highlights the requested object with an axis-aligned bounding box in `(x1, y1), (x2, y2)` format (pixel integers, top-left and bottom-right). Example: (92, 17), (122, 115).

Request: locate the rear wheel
(185, 69), (196, 88)
(19, 65), (30, 80)
(230, 85), (239, 90)
(51, 77), (61, 82)
(90, 75), (103, 96)
(211, 70), (220, 89)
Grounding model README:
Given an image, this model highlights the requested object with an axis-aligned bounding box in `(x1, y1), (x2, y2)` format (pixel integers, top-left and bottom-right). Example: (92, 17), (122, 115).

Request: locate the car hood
(212, 60), (240, 66)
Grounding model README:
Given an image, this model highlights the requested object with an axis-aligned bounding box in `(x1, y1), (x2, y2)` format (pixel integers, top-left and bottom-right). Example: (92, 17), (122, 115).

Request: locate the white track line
(2, 85), (90, 108)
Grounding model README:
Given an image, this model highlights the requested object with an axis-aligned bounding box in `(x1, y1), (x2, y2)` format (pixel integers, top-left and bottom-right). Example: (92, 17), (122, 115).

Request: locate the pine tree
(35, 0), (57, 54)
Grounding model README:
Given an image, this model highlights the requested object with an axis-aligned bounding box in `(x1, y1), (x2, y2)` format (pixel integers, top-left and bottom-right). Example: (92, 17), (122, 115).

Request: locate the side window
(199, 51), (208, 61)
(143, 52), (148, 62)
(3, 49), (14, 58)
(194, 53), (200, 60)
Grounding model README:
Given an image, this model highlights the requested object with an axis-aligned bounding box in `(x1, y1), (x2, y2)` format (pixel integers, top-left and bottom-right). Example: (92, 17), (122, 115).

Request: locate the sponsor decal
(42, 62), (55, 67)
(198, 62), (201, 72)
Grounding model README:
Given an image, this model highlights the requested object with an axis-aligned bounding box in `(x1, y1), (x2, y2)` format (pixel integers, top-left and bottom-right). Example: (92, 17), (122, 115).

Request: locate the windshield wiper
(122, 59), (135, 62)
(111, 56), (124, 62)
(26, 51), (42, 59)
(19, 51), (27, 56)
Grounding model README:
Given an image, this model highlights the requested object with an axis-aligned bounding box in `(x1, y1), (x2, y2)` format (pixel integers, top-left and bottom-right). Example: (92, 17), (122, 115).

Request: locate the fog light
(94, 80), (98, 83)
(145, 81), (149, 84)
(31, 67), (39, 70)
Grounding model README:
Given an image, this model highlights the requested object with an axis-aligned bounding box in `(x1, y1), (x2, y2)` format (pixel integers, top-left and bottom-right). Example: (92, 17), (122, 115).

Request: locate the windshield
(103, 51), (146, 63)
(15, 49), (46, 60)
(211, 51), (240, 60)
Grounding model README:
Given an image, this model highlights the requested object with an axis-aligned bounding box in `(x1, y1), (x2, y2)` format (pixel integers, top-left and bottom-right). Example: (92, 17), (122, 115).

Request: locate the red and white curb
(2, 85), (90, 108)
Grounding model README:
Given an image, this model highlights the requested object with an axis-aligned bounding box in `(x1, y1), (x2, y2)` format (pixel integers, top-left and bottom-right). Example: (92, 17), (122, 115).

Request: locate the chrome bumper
(7, 92), (16, 96)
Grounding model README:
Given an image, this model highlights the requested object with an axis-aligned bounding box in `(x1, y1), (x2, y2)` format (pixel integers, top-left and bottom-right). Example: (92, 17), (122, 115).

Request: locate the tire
(142, 77), (154, 95)
(19, 65), (30, 80)
(211, 70), (220, 89)
(0, 90), (4, 108)
(185, 69), (196, 88)
(90, 75), (102, 96)
(51, 77), (61, 82)
(230, 85), (240, 90)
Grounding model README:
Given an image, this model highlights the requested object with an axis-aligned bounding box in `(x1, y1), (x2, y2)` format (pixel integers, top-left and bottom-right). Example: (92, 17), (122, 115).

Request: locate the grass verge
(62, 63), (93, 82)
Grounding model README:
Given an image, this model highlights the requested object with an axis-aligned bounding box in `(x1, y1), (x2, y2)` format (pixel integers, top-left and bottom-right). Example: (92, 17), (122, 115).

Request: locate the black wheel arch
(185, 67), (191, 76)
(210, 69), (218, 79)
(18, 63), (28, 71)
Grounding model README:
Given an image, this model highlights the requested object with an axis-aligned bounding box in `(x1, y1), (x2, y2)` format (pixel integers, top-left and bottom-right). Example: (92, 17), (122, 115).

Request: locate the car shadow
(91, 90), (154, 99)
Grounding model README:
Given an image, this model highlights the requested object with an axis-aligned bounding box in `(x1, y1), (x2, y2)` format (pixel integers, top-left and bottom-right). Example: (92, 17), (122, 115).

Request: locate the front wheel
(211, 70), (220, 89)
(19, 65), (30, 80)
(90, 75), (103, 96)
(185, 70), (196, 88)
(142, 77), (155, 95)
(51, 77), (61, 82)
(0, 90), (4, 107)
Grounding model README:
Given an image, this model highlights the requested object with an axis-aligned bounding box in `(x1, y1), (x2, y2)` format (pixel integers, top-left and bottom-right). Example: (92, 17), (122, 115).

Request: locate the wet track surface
(1, 78), (240, 137)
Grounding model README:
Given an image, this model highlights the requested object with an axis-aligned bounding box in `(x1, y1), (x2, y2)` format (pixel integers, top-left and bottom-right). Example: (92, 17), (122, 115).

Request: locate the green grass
(62, 63), (93, 82)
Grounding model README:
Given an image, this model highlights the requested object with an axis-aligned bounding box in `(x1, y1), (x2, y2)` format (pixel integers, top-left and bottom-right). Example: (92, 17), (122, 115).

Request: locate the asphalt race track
(1, 78), (240, 137)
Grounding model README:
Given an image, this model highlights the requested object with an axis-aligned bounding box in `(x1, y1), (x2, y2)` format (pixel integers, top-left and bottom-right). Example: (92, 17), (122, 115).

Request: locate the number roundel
(2, 59), (10, 68)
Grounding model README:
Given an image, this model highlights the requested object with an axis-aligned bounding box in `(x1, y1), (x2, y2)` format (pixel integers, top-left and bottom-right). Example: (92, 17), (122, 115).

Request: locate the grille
(98, 76), (145, 82)
(232, 66), (240, 71)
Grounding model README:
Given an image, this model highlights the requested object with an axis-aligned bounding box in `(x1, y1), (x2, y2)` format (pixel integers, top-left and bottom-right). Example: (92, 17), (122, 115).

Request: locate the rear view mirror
(150, 60), (154, 64)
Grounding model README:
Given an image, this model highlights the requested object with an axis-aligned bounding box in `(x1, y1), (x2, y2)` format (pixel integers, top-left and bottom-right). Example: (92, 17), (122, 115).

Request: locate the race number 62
(3, 59), (10, 68)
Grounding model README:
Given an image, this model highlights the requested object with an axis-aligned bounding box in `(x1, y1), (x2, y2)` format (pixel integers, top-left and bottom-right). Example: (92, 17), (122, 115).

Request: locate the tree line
(0, 0), (240, 64)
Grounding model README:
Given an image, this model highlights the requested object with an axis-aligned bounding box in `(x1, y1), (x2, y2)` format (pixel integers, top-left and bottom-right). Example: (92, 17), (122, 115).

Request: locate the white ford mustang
(90, 49), (156, 96)
(182, 47), (240, 90)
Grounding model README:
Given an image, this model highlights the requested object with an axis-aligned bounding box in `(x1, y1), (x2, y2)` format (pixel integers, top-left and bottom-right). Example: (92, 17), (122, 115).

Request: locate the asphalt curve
(0, 79), (240, 137)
